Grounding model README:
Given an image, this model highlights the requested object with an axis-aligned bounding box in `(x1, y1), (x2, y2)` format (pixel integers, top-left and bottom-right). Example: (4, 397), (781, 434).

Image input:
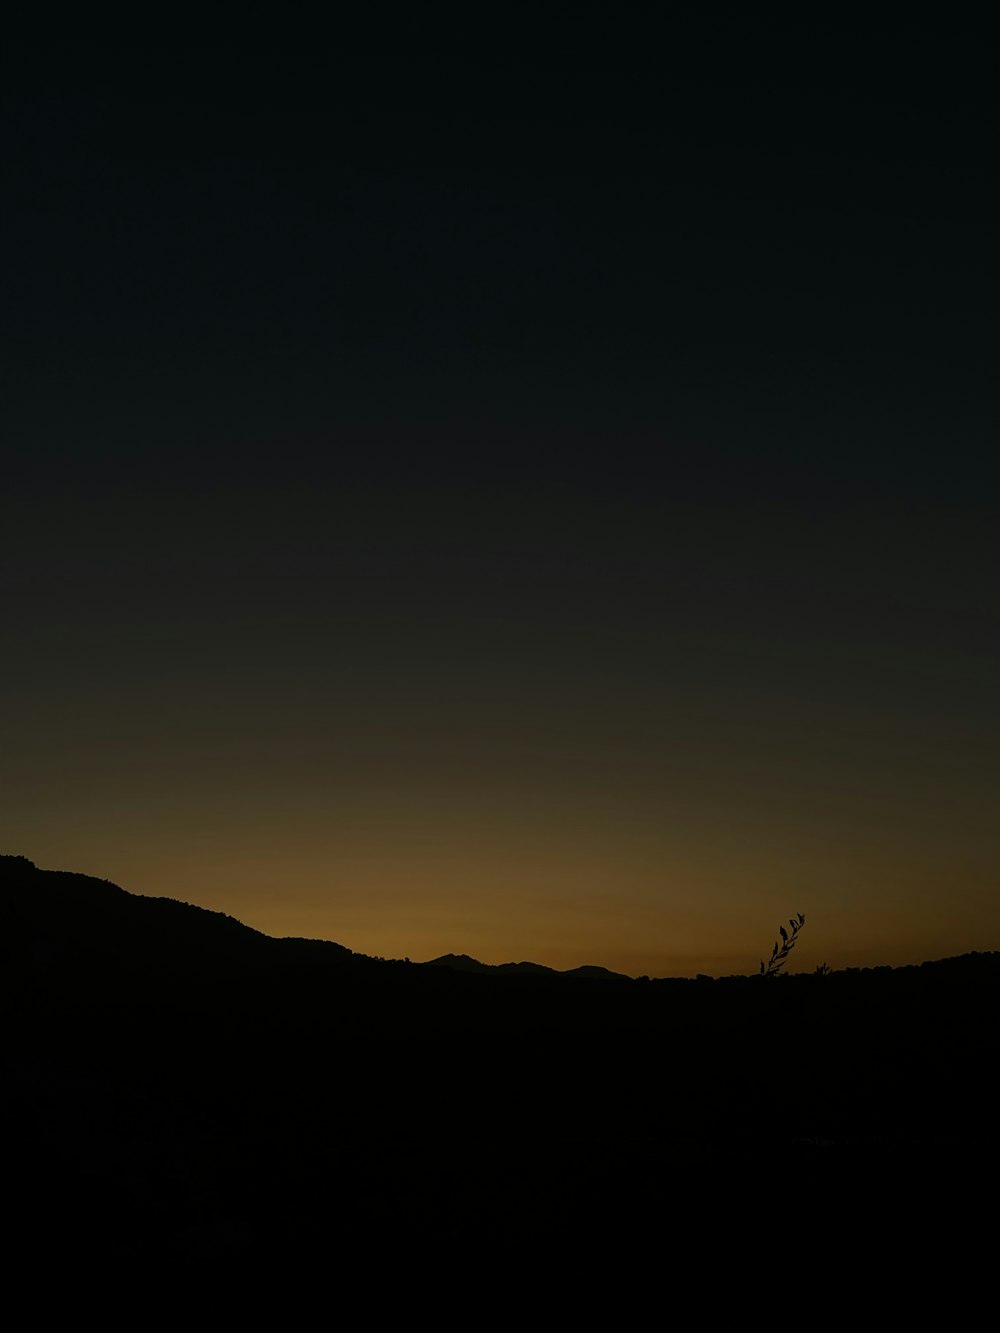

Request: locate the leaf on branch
(758, 911), (808, 975)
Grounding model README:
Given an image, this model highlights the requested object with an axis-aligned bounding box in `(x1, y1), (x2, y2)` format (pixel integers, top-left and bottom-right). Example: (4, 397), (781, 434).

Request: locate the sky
(3, 19), (997, 976)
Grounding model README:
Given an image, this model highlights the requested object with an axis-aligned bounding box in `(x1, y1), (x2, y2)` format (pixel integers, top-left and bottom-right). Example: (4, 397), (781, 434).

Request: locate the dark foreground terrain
(4, 855), (997, 1280)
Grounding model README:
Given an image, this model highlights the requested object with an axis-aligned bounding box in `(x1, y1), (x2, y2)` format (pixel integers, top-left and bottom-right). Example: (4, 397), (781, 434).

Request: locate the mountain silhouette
(1, 853), (361, 983)
(424, 952), (630, 979)
(2, 855), (632, 982)
(5, 852), (998, 1272)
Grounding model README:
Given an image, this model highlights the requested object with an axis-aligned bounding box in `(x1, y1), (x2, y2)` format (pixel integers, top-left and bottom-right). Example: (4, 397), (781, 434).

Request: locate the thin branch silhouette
(760, 912), (805, 976)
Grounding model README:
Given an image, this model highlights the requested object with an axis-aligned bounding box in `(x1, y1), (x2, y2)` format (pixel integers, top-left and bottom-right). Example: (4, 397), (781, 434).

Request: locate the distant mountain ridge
(0, 855), (631, 981)
(424, 953), (630, 980)
(3, 854), (998, 983)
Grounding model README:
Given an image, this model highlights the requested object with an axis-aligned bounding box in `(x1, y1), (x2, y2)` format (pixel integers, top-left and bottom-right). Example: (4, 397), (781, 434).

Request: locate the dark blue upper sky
(3, 17), (997, 971)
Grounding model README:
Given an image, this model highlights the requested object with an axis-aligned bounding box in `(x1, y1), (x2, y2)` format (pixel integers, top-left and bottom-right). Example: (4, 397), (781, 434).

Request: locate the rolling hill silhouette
(6, 852), (996, 987)
(425, 952), (630, 979)
(5, 853), (998, 1271)
(2, 853), (357, 977)
(3, 854), (637, 983)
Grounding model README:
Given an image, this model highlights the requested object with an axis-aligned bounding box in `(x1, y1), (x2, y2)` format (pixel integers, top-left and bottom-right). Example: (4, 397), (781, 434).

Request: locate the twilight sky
(3, 21), (997, 975)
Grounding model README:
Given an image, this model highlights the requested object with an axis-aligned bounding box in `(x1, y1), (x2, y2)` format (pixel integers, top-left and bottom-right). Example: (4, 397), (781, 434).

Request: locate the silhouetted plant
(760, 912), (805, 976)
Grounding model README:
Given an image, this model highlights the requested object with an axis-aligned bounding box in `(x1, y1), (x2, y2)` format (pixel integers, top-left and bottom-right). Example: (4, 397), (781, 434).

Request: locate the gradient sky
(4, 21), (997, 975)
